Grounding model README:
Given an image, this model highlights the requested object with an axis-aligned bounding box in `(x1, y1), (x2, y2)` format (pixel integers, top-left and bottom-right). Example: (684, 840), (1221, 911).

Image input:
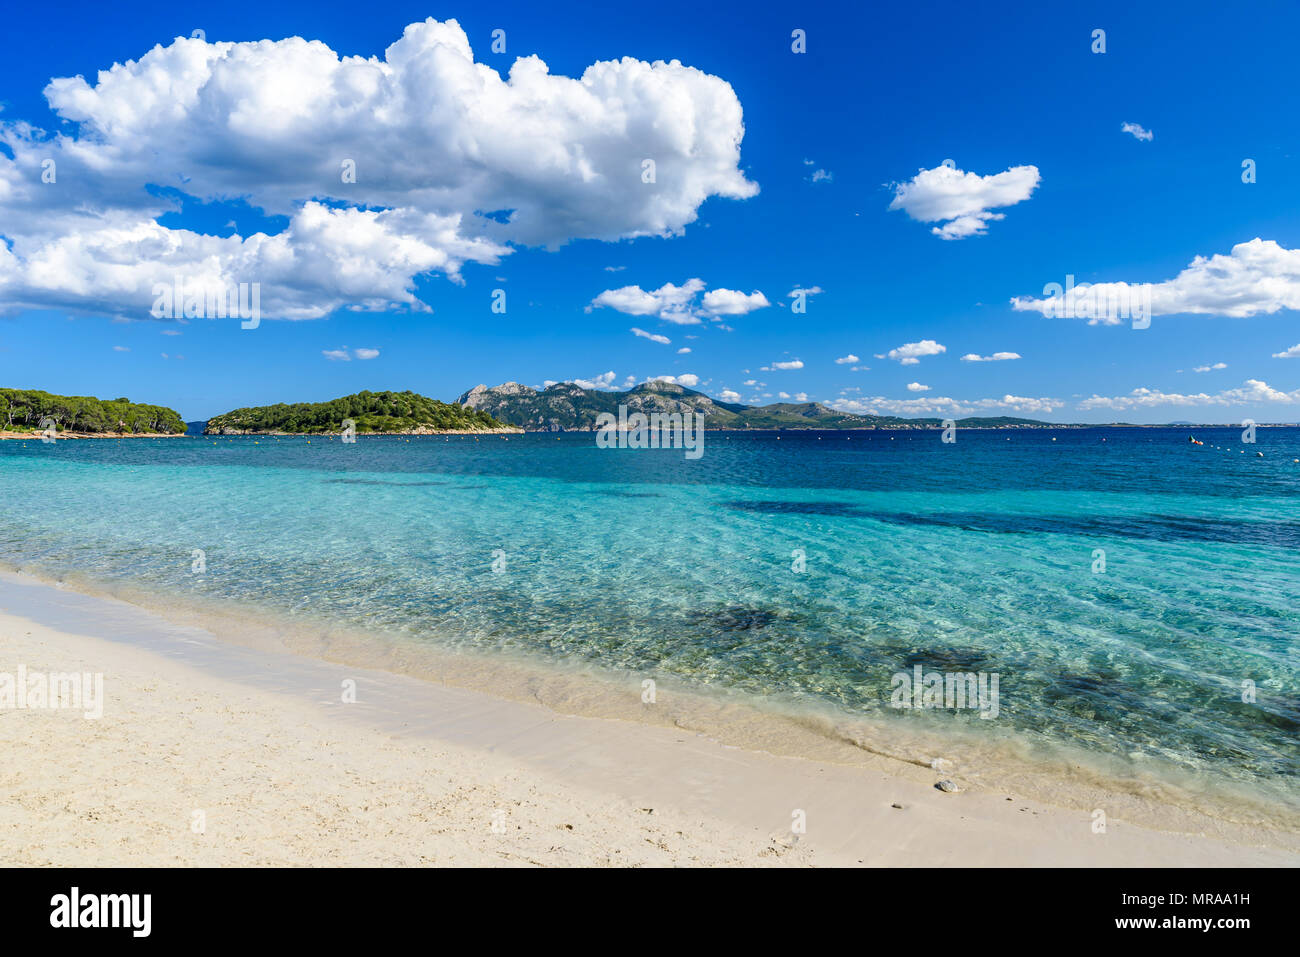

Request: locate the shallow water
(1, 427), (1297, 800)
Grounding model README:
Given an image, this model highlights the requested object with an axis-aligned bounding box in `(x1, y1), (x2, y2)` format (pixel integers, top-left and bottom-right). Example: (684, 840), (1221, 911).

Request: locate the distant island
(204, 390), (517, 435)
(459, 380), (1056, 431)
(0, 388), (187, 438)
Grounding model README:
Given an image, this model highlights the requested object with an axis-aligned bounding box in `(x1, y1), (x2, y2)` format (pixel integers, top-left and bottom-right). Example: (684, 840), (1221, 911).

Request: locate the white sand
(1, 571), (1295, 867)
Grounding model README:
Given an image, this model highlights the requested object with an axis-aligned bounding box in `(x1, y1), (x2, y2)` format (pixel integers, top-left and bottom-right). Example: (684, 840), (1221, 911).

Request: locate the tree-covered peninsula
(205, 390), (517, 435)
(0, 388), (187, 436)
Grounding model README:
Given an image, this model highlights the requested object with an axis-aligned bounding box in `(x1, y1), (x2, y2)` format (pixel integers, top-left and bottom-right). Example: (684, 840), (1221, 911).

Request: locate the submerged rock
(686, 606), (781, 632)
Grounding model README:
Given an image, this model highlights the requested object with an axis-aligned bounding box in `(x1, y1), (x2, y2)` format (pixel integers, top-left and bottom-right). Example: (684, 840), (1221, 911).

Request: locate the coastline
(0, 430), (189, 440)
(201, 427), (524, 436)
(1, 566), (1295, 866)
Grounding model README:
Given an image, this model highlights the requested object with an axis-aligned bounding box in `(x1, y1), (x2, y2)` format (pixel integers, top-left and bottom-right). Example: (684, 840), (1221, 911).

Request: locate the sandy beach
(1, 569), (1295, 867)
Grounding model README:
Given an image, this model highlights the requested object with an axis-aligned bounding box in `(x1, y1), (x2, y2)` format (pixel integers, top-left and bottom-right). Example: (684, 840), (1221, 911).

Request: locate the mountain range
(456, 380), (1052, 431)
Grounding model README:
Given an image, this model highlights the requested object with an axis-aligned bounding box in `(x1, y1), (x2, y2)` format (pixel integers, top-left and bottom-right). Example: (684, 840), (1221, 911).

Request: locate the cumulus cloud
(590, 280), (705, 323)
(1012, 239), (1300, 322)
(589, 278), (768, 324)
(1273, 344), (1300, 358)
(1078, 379), (1300, 410)
(0, 19), (757, 320)
(652, 373), (700, 388)
(631, 327), (671, 344)
(1192, 362), (1226, 372)
(834, 354), (859, 364)
(701, 288), (770, 315)
(354, 348), (380, 360)
(569, 371), (618, 390)
(1122, 122), (1154, 142)
(762, 359), (804, 371)
(888, 162), (1039, 239)
(960, 351), (1020, 362)
(906, 382), (930, 392)
(828, 394), (1062, 417)
(884, 339), (945, 365)
(718, 389), (741, 402)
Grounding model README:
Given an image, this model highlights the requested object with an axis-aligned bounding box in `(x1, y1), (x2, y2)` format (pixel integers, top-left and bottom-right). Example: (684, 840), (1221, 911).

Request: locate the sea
(1, 426), (1296, 820)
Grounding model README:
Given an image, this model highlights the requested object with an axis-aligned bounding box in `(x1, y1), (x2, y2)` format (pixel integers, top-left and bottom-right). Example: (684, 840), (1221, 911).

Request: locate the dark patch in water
(323, 478), (449, 487)
(896, 646), (996, 672)
(723, 503), (1300, 549)
(686, 605), (782, 631)
(868, 510), (1300, 548)
(723, 500), (863, 516)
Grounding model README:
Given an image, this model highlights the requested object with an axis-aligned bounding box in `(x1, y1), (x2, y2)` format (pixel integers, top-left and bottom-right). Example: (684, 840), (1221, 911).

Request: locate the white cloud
(325, 346), (379, 360)
(809, 169), (832, 183)
(572, 371), (618, 390)
(589, 279), (768, 324)
(960, 351), (1020, 362)
(885, 339), (946, 365)
(1192, 362), (1226, 372)
(700, 288), (770, 316)
(590, 279), (705, 324)
(906, 382), (930, 392)
(888, 163), (1039, 239)
(718, 389), (741, 402)
(834, 354), (859, 364)
(631, 327), (671, 344)
(828, 394), (1062, 417)
(1121, 122), (1154, 142)
(1273, 344), (1300, 358)
(160, 329), (182, 336)
(0, 20), (757, 320)
(1079, 380), (1300, 410)
(113, 345), (129, 352)
(653, 373), (699, 388)
(1012, 239), (1300, 322)
(677, 346), (691, 354)
(762, 359), (804, 371)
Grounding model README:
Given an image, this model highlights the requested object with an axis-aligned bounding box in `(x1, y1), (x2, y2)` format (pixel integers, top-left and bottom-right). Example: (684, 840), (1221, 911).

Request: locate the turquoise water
(1, 428), (1297, 795)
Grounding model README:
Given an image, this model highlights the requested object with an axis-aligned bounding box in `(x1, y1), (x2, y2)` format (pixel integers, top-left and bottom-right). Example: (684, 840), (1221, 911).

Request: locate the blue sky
(1, 0), (1298, 422)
